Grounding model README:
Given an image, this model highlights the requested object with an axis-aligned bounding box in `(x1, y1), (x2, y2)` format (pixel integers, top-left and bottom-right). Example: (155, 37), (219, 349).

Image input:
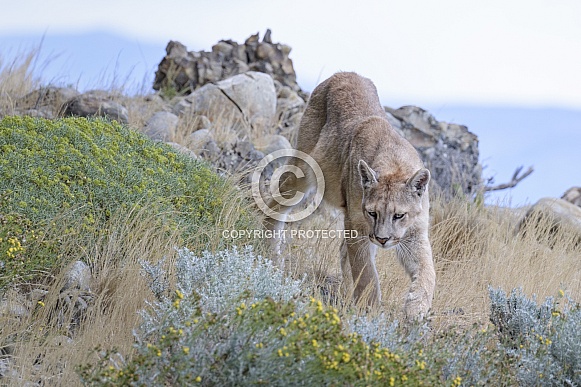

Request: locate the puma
(265, 72), (435, 318)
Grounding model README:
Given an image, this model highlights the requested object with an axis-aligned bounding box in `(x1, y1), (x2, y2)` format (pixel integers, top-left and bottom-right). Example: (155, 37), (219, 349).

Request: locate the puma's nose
(375, 236), (390, 245)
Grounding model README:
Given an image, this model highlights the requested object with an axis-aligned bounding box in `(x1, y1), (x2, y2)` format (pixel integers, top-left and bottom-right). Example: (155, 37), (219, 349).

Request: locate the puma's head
(358, 160), (430, 249)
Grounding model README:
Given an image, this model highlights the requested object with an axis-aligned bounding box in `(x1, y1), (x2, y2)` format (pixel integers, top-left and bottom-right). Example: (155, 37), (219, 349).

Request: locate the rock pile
(153, 29), (306, 100)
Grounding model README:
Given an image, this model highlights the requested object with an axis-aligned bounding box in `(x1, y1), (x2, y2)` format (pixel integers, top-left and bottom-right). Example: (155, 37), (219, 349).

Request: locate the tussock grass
(0, 49), (42, 116)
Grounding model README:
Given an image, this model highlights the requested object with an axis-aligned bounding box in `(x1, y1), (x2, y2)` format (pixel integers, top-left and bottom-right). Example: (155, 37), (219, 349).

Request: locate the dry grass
(0, 49), (42, 116)
(276, 194), (581, 330)
(0, 206), (180, 385)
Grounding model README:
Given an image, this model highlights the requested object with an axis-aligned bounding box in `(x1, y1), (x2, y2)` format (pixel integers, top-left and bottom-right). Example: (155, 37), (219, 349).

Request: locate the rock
(0, 358), (10, 378)
(562, 187), (581, 207)
(20, 107), (54, 119)
(0, 299), (29, 319)
(254, 134), (292, 155)
(187, 128), (214, 150)
(516, 197), (581, 247)
(15, 86), (79, 118)
(63, 260), (92, 292)
(199, 139), (221, 160)
(166, 142), (198, 159)
(181, 114), (211, 134)
(253, 134), (292, 170)
(62, 90), (129, 123)
(153, 30), (304, 98)
(171, 96), (191, 116)
(183, 71), (277, 135)
(385, 105), (481, 197)
(51, 335), (73, 347)
(274, 80), (306, 134)
(142, 111), (179, 141)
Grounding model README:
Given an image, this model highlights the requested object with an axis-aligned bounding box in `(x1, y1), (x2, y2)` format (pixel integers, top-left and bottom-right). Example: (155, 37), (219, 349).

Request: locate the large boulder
(516, 197), (581, 247)
(385, 106), (482, 197)
(180, 72), (277, 136)
(153, 30), (304, 98)
(61, 90), (129, 123)
(142, 111), (179, 142)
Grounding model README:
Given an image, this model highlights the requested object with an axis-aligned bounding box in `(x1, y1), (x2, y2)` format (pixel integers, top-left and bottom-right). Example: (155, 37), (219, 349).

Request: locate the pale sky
(2, 0), (581, 108)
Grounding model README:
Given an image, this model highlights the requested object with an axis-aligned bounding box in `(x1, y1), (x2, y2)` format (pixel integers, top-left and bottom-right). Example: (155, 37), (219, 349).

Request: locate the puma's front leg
(396, 229), (435, 319)
(342, 232), (382, 308)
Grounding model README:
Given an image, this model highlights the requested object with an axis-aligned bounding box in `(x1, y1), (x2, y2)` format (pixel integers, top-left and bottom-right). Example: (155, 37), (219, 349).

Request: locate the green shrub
(0, 116), (254, 286)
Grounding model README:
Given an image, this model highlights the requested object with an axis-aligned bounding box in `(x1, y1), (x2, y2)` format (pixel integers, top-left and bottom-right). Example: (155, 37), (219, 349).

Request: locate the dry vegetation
(1, 49), (580, 385)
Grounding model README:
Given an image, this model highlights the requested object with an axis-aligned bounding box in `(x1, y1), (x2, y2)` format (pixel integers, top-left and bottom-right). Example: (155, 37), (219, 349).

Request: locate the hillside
(1, 34), (581, 385)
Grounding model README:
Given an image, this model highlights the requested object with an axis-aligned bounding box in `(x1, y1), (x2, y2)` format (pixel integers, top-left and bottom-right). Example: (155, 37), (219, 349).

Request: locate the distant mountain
(2, 31), (579, 207)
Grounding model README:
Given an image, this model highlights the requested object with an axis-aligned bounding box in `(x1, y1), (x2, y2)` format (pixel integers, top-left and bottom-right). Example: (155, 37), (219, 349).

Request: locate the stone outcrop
(385, 106), (482, 196)
(153, 29), (305, 100)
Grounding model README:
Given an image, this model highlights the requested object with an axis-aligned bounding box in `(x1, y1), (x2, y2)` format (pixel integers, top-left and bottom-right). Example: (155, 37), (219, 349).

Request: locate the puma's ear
(358, 160), (378, 189)
(407, 168), (430, 196)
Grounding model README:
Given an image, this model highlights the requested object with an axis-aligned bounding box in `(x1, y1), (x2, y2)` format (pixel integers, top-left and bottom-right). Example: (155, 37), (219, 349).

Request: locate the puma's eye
(368, 211), (377, 218)
(393, 213), (405, 220)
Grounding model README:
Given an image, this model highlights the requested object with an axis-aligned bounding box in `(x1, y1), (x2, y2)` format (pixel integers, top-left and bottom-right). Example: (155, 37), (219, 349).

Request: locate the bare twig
(484, 165), (534, 192)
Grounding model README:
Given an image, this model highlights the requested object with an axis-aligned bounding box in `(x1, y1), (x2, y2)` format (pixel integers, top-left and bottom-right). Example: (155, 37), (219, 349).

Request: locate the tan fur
(265, 72), (435, 318)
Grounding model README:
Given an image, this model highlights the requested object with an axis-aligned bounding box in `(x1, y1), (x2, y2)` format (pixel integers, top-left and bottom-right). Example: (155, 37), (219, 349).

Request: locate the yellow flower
(175, 289), (184, 299)
(559, 289), (565, 297)
(182, 346), (190, 355)
(312, 339), (319, 348)
(195, 376), (202, 382)
(37, 300), (45, 307)
(279, 327), (287, 336)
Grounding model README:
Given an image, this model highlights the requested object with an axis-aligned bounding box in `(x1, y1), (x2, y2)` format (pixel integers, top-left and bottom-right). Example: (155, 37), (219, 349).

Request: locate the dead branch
(484, 165), (534, 192)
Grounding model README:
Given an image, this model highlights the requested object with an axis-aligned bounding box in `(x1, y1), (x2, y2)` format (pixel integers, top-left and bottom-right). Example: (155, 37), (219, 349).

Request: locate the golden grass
(0, 49), (42, 116)
(276, 194), (581, 330)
